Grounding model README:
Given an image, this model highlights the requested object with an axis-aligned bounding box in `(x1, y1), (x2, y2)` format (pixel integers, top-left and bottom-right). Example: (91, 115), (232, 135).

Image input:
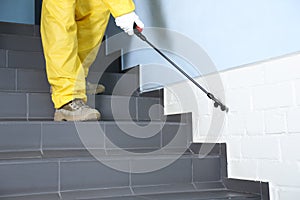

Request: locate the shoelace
(69, 99), (89, 110)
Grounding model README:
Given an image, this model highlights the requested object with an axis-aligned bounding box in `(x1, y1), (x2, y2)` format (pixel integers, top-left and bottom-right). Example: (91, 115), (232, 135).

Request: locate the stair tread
(0, 189), (260, 200)
(0, 151), (218, 163)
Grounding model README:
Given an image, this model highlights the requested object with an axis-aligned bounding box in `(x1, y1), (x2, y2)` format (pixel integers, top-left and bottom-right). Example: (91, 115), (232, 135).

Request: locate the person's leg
(41, 0), (86, 109)
(75, 0), (111, 77)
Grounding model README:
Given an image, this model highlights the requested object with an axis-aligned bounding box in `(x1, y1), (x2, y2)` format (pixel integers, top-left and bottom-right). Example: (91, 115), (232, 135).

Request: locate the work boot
(86, 81), (105, 95)
(54, 99), (101, 121)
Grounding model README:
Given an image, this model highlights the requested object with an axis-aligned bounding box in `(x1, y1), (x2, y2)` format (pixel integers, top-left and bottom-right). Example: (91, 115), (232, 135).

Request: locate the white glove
(115, 12), (144, 36)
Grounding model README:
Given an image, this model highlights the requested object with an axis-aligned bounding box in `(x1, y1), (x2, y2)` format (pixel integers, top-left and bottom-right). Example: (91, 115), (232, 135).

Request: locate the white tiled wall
(164, 52), (300, 200)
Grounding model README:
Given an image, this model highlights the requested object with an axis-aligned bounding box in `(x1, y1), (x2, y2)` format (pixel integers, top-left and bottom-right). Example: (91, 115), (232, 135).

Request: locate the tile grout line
(191, 157), (198, 190)
(160, 121), (163, 148)
(15, 68), (18, 91)
(58, 160), (62, 199)
(40, 123), (44, 156)
(129, 159), (134, 195)
(5, 50), (8, 68)
(103, 123), (107, 155)
(26, 93), (29, 120)
(135, 98), (139, 121)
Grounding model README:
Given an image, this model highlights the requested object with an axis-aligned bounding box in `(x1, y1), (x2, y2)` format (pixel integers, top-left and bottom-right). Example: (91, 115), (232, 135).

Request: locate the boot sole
(54, 112), (101, 122)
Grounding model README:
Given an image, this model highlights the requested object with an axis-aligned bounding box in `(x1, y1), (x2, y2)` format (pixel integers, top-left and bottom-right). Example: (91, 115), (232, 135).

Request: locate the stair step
(92, 95), (163, 122)
(0, 22), (40, 37)
(4, 49), (45, 69)
(0, 47), (123, 72)
(89, 48), (124, 74)
(0, 92), (163, 121)
(0, 49), (5, 68)
(88, 71), (139, 97)
(0, 118), (192, 159)
(0, 189), (261, 200)
(0, 68), (49, 93)
(0, 34), (42, 51)
(0, 68), (138, 96)
(61, 186), (234, 200)
(0, 153), (222, 199)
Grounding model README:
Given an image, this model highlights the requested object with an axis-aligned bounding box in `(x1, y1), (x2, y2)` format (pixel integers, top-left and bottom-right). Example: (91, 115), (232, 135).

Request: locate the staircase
(0, 21), (269, 200)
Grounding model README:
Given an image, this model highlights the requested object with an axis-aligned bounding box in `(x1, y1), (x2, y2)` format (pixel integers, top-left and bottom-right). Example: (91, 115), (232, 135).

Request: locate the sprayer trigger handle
(133, 23), (143, 33)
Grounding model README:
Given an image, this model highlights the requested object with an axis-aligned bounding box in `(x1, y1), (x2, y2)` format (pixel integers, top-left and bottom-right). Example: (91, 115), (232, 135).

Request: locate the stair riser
(0, 120), (191, 158)
(0, 156), (221, 198)
(0, 37), (123, 73)
(0, 35), (42, 52)
(0, 93), (162, 121)
(0, 49), (5, 68)
(6, 50), (45, 69)
(0, 68), (138, 96)
(0, 68), (49, 93)
(88, 72), (139, 97)
(0, 22), (40, 37)
(0, 48), (122, 72)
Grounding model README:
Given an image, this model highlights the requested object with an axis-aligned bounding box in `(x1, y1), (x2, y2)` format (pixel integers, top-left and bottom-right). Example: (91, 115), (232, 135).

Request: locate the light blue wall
(0, 0), (35, 24)
(1, 0), (299, 70)
(134, 0), (300, 71)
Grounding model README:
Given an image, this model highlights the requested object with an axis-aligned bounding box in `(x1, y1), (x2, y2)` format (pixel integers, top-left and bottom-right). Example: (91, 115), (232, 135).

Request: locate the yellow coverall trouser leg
(41, 0), (110, 109)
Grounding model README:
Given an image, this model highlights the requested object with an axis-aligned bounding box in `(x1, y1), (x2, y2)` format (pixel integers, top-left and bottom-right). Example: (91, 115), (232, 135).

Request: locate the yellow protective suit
(41, 0), (135, 109)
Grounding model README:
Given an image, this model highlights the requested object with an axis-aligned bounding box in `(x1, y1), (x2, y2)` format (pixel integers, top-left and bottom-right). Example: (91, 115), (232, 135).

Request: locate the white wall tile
(225, 64), (265, 89)
(228, 160), (258, 180)
(281, 135), (300, 161)
(253, 82), (294, 110)
(226, 88), (252, 113)
(295, 79), (300, 106)
(265, 54), (300, 83)
(245, 112), (265, 136)
(241, 136), (280, 160)
(258, 160), (300, 187)
(195, 115), (212, 138)
(278, 188), (300, 200)
(269, 183), (280, 200)
(227, 113), (246, 136)
(287, 108), (300, 133)
(265, 109), (286, 134)
(227, 137), (242, 159)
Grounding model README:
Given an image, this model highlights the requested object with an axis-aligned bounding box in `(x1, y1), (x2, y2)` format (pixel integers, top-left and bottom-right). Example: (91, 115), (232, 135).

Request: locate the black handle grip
(133, 23), (147, 41)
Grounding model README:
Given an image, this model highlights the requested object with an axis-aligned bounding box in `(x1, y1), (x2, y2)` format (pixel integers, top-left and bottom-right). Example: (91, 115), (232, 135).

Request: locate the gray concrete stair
(0, 68), (138, 96)
(0, 139), (265, 200)
(1, 190), (262, 200)
(0, 34), (42, 51)
(0, 47), (122, 73)
(0, 21), (40, 37)
(0, 34), (122, 73)
(0, 136), (228, 200)
(0, 118), (192, 160)
(0, 21), (269, 200)
(0, 92), (163, 121)
(0, 118), (226, 199)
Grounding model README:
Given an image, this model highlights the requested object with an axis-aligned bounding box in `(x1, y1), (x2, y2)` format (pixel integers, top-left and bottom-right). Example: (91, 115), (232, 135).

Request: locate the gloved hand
(115, 12), (144, 36)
